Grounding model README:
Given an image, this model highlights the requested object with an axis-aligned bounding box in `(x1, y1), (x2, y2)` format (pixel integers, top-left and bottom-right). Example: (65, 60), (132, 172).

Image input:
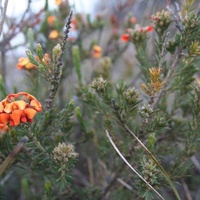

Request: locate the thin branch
(27, 129), (49, 158)
(117, 178), (133, 191)
(106, 130), (165, 200)
(98, 162), (126, 199)
(181, 179), (193, 200)
(191, 155), (200, 174)
(0, 0), (9, 37)
(0, 136), (29, 177)
(158, 32), (170, 69)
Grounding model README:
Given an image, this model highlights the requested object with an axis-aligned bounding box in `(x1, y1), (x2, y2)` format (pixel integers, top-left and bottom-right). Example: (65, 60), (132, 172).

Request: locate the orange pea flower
(130, 17), (136, 24)
(47, 16), (57, 26)
(55, 0), (62, 6)
(17, 57), (36, 70)
(49, 30), (59, 39)
(0, 92), (42, 131)
(145, 25), (153, 32)
(92, 45), (102, 58)
(139, 25), (154, 32)
(121, 33), (130, 42)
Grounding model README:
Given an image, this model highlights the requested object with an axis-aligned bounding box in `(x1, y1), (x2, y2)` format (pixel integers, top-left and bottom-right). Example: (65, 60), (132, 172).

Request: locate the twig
(151, 48), (182, 110)
(27, 129), (49, 158)
(106, 130), (165, 200)
(181, 179), (193, 200)
(197, 3), (200, 16)
(117, 177), (133, 191)
(0, 0), (9, 37)
(98, 162), (126, 199)
(191, 155), (200, 174)
(87, 157), (95, 184)
(0, 136), (29, 177)
(158, 32), (169, 69)
(45, 10), (73, 111)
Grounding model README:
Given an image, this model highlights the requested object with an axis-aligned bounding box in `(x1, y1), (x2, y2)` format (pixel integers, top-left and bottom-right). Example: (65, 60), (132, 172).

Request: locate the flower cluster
(141, 68), (164, 96)
(0, 92), (42, 132)
(151, 10), (172, 35)
(53, 142), (78, 176)
(182, 13), (199, 31)
(124, 87), (139, 105)
(53, 142), (79, 163)
(139, 104), (153, 119)
(121, 24), (153, 44)
(141, 156), (159, 187)
(91, 76), (107, 93)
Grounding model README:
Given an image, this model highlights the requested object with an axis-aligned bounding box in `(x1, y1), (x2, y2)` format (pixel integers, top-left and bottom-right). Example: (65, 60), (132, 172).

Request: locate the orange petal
(16, 58), (36, 70)
(130, 17), (136, 23)
(0, 124), (9, 132)
(4, 100), (27, 113)
(0, 102), (5, 112)
(146, 25), (153, 32)
(25, 63), (36, 69)
(24, 108), (37, 120)
(30, 100), (42, 111)
(10, 110), (23, 126)
(47, 16), (56, 26)
(0, 113), (10, 124)
(92, 45), (102, 58)
(55, 0), (62, 5)
(121, 34), (130, 42)
(18, 58), (29, 66)
(6, 93), (17, 99)
(49, 30), (59, 39)
(21, 116), (27, 123)
(4, 102), (14, 113)
(8, 92), (36, 102)
(17, 64), (24, 70)
(9, 92), (26, 99)
(14, 100), (27, 110)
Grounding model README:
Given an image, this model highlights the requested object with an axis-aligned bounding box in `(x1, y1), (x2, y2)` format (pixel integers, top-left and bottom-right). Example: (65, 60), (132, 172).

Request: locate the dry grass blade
(106, 130), (165, 200)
